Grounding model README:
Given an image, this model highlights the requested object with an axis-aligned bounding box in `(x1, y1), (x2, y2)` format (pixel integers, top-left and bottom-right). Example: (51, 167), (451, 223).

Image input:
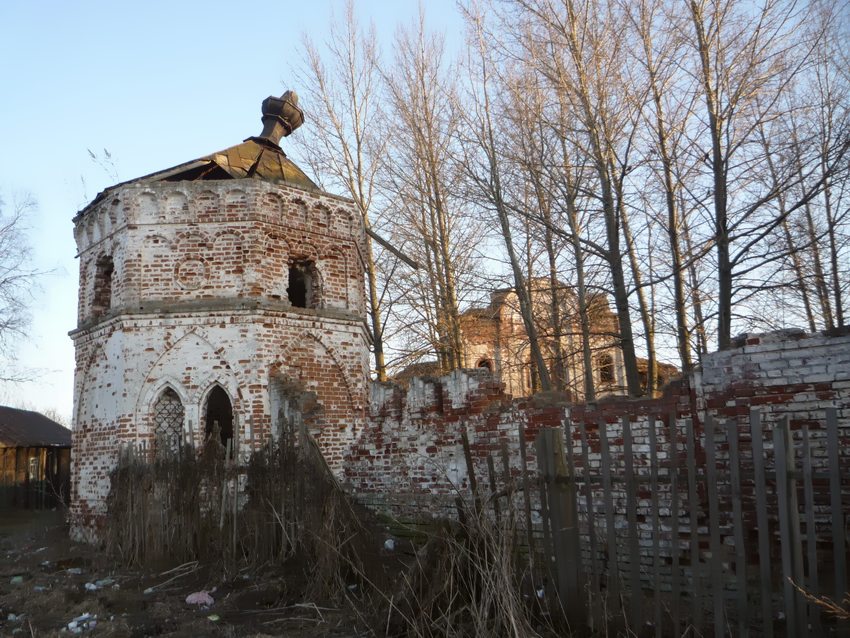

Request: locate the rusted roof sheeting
(0, 406), (71, 448)
(76, 138), (319, 221)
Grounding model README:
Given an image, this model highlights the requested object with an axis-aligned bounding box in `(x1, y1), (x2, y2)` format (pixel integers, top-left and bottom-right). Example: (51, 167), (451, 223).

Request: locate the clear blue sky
(0, 0), (463, 422)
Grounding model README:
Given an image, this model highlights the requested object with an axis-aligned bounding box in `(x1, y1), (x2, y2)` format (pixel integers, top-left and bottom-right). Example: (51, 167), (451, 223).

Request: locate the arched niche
(203, 385), (234, 448)
(151, 386), (185, 458)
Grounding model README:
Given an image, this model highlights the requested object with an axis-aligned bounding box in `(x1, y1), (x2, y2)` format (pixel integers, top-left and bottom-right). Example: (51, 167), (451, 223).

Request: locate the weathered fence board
(727, 416), (749, 637)
(704, 414), (724, 637)
(801, 424), (823, 636)
(622, 416), (642, 629)
(750, 408), (775, 638)
(649, 416), (662, 638)
(453, 405), (848, 637)
(669, 413), (682, 637)
(685, 417), (704, 634)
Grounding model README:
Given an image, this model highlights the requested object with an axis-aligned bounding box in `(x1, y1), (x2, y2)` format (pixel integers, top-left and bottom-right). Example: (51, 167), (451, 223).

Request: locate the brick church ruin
(69, 93), (369, 539)
(69, 92), (850, 559)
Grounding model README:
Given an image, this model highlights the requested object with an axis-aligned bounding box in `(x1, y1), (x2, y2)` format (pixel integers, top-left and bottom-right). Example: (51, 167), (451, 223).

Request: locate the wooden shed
(0, 406), (71, 509)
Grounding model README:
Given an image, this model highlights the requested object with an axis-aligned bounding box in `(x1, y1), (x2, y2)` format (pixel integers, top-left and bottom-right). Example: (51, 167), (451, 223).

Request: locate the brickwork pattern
(70, 180), (369, 541)
(343, 331), (850, 592)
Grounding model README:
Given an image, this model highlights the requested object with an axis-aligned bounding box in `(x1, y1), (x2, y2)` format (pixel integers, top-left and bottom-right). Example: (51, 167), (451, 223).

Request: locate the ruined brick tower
(69, 93), (369, 540)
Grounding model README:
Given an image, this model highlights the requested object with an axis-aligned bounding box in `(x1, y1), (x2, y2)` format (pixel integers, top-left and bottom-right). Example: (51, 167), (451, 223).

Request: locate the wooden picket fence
(528, 406), (850, 637)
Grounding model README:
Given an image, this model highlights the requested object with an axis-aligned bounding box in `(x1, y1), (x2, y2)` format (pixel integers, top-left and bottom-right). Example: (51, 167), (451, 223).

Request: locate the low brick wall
(343, 329), (850, 598)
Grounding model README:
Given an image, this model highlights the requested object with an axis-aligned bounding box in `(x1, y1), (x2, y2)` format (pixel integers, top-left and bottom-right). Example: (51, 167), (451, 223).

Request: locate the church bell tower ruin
(69, 92), (369, 540)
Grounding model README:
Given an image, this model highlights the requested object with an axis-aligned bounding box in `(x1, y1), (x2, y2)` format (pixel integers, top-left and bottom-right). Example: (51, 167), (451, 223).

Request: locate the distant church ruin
(69, 93), (369, 539)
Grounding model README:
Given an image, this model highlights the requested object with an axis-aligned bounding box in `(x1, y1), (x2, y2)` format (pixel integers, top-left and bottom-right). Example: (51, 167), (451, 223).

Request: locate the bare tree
(297, 3), (391, 380)
(623, 0), (698, 374)
(685, 0), (830, 347)
(508, 0), (647, 395)
(0, 194), (39, 382)
(454, 7), (553, 390)
(380, 12), (476, 372)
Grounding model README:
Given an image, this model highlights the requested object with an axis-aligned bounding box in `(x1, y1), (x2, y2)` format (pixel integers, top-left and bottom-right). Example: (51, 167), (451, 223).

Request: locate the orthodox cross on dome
(257, 90), (305, 145)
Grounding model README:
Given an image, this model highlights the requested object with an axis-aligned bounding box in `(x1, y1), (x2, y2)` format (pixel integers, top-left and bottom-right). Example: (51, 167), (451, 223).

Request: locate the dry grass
(104, 438), (567, 636)
(105, 428), (367, 605)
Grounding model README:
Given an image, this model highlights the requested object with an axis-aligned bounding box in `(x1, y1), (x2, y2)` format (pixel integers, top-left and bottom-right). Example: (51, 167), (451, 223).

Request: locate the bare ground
(0, 509), (384, 637)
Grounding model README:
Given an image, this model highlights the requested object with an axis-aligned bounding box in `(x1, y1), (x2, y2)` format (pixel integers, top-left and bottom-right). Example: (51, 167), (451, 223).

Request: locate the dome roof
(78, 91), (317, 218)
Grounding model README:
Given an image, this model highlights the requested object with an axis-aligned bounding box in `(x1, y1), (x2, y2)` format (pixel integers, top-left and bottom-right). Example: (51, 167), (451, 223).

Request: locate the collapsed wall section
(347, 330), (850, 565)
(345, 369), (567, 522)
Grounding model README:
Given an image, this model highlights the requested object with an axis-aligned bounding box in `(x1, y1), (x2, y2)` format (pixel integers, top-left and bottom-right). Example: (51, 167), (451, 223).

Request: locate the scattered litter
(7, 612), (22, 621)
(66, 567), (83, 575)
(144, 560), (199, 594)
(33, 546), (47, 553)
(67, 612), (97, 634)
(347, 584), (358, 592)
(186, 590), (215, 607)
(9, 575), (24, 586)
(84, 577), (117, 592)
(383, 538), (395, 551)
(33, 585), (47, 592)
(207, 614), (220, 622)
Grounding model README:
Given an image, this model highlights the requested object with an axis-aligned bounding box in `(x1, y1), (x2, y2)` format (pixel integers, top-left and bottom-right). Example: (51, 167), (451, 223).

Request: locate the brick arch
(290, 196), (309, 219)
(191, 372), (243, 412)
(137, 375), (190, 425)
(137, 330), (241, 407)
(289, 241), (319, 262)
(224, 188), (248, 211)
(312, 202), (332, 229)
(163, 190), (189, 218)
(270, 331), (364, 471)
(193, 189), (220, 220)
(146, 381), (188, 453)
(136, 190), (158, 221)
(259, 191), (284, 218)
(136, 330), (246, 441)
(263, 230), (290, 254)
(174, 229), (211, 251)
(273, 329), (358, 411)
(86, 215), (100, 245)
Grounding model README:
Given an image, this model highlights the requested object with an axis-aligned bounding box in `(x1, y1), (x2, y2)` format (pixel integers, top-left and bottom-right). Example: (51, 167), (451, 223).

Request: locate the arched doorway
(204, 386), (233, 446)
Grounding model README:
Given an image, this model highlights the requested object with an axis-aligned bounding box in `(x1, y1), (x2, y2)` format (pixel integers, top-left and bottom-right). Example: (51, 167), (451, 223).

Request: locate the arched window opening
(477, 358), (493, 372)
(287, 260), (318, 308)
(92, 255), (114, 317)
(597, 353), (615, 385)
(153, 387), (184, 458)
(204, 385), (233, 448)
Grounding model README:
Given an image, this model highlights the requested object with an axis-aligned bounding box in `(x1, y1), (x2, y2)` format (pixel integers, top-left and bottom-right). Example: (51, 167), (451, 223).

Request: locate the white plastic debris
(67, 612), (96, 634)
(185, 590), (215, 607)
(383, 538), (395, 552)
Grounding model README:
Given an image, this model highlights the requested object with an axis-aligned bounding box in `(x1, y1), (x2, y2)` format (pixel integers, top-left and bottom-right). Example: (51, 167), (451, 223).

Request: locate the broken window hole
(477, 358), (493, 371)
(92, 255), (114, 317)
(597, 353), (615, 384)
(287, 260), (318, 309)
